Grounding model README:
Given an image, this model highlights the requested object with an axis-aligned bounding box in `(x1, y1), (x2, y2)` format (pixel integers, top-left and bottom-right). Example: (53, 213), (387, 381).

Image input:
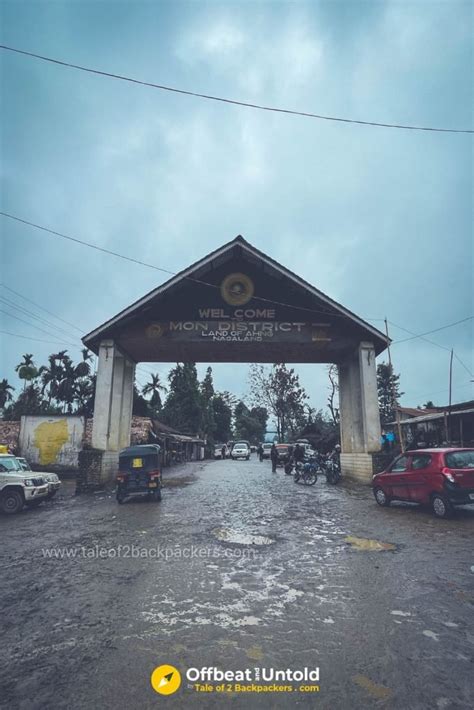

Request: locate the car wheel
(431, 494), (453, 519)
(0, 489), (24, 515)
(246, 456), (250, 460)
(373, 487), (391, 507)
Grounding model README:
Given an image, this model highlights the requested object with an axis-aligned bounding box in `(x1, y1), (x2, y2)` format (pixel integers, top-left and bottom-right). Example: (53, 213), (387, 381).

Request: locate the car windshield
(445, 450), (474, 469)
(0, 457), (23, 472)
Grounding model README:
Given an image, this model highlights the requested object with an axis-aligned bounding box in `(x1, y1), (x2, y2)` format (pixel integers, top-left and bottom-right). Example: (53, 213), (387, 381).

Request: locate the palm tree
(0, 379), (15, 409)
(55, 352), (77, 413)
(15, 354), (39, 390)
(39, 354), (63, 407)
(74, 348), (93, 378)
(142, 373), (166, 413)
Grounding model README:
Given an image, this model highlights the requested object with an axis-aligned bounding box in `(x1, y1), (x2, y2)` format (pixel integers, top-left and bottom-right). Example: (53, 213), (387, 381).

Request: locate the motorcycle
(293, 460), (318, 486)
(325, 454), (341, 484)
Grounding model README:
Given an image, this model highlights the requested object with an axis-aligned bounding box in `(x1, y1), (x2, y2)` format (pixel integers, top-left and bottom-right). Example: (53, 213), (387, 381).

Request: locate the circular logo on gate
(150, 664), (181, 695)
(220, 273), (254, 306)
(146, 323), (164, 339)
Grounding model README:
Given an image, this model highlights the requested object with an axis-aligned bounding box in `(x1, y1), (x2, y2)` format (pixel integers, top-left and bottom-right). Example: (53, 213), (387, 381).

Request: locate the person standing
(270, 443), (278, 473)
(257, 443), (264, 462)
(293, 443), (305, 465)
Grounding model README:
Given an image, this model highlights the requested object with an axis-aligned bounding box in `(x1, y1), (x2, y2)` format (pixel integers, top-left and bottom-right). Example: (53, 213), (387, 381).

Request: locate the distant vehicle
(261, 443), (272, 459)
(116, 445), (162, 504)
(0, 454), (49, 514)
(16, 457), (61, 499)
(232, 442), (250, 460)
(214, 444), (229, 459)
(372, 448), (474, 519)
(275, 444), (291, 466)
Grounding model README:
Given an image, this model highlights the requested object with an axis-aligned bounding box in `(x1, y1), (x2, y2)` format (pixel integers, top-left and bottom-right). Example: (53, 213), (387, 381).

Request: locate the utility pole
(447, 348), (453, 444)
(384, 319), (404, 452)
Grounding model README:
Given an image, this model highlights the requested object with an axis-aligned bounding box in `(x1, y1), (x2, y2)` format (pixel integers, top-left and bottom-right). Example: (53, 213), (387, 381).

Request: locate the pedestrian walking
(270, 443), (278, 472)
(257, 443), (264, 461)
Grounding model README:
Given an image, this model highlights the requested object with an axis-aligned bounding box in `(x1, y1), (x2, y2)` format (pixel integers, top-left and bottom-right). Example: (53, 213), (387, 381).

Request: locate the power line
(1, 283), (84, 333)
(0, 329), (83, 346)
(0, 212), (384, 323)
(0, 282), (158, 382)
(0, 308), (79, 347)
(389, 319), (473, 378)
(1, 45), (472, 134)
(0, 294), (82, 342)
(392, 316), (473, 344)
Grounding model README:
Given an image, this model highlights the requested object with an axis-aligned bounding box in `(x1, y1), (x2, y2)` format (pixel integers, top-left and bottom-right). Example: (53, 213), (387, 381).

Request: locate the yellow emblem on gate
(220, 273), (254, 306)
(146, 323), (164, 339)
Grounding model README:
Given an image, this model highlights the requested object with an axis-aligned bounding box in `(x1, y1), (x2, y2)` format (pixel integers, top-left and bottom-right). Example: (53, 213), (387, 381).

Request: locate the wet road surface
(1, 456), (473, 709)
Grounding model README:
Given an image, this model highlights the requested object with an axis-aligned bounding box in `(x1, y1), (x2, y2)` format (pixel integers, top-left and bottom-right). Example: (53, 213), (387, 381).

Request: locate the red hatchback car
(372, 448), (474, 518)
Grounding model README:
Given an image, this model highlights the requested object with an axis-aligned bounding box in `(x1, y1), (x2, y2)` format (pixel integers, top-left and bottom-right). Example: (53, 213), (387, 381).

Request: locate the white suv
(17, 457), (61, 499)
(0, 454), (49, 514)
(232, 442), (250, 460)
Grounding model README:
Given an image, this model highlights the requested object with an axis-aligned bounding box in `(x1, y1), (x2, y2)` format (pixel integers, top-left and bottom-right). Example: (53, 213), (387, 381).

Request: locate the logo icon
(150, 664), (182, 695)
(146, 323), (165, 339)
(220, 273), (254, 306)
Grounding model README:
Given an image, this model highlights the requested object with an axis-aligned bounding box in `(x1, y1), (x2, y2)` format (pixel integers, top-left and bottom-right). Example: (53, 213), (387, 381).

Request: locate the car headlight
(24, 479), (34, 487)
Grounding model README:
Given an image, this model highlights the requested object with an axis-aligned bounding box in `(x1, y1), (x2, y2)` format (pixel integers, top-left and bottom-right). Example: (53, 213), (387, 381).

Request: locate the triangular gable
(83, 235), (387, 362)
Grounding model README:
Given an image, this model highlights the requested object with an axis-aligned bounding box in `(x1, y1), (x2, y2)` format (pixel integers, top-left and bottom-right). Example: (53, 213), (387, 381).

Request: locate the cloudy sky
(1, 0), (473, 414)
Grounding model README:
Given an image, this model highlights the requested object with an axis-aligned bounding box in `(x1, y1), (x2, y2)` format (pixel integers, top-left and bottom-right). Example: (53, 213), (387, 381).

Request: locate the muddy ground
(0, 457), (473, 709)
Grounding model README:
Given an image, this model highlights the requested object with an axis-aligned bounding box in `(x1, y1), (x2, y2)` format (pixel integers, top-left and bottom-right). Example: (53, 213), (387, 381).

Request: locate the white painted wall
(19, 415), (85, 469)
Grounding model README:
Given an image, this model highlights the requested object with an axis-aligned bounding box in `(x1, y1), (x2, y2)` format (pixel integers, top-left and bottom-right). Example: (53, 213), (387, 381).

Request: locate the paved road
(1, 457), (473, 709)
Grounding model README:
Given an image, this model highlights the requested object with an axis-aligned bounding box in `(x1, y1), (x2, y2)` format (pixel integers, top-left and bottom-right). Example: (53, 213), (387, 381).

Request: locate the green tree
(133, 384), (150, 417)
(15, 353), (39, 390)
(161, 363), (202, 434)
(0, 379), (15, 410)
(249, 363), (308, 441)
(142, 373), (166, 415)
(39, 354), (63, 407)
(212, 394), (232, 443)
(377, 362), (404, 425)
(3, 384), (47, 420)
(297, 408), (339, 453)
(74, 377), (95, 416)
(200, 367), (216, 443)
(234, 401), (268, 444)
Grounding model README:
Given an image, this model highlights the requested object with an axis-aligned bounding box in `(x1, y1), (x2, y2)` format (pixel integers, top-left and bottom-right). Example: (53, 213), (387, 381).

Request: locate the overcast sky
(1, 0), (473, 415)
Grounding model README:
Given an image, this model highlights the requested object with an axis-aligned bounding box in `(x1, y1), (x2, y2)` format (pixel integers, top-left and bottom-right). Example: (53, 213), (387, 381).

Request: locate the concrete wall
(19, 415), (85, 471)
(341, 452), (394, 483)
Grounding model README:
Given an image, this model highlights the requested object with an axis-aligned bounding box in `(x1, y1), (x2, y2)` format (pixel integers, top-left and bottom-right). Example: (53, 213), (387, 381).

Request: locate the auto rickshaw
(116, 444), (162, 504)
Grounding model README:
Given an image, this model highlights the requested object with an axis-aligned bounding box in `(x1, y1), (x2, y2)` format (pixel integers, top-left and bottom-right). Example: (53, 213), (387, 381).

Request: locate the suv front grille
(32, 478), (45, 486)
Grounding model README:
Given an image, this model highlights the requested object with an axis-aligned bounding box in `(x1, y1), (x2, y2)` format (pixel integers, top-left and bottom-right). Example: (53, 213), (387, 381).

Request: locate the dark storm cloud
(1, 0), (472, 409)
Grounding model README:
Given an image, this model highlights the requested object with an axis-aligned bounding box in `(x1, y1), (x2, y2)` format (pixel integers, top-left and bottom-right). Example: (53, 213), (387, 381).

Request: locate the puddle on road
(344, 535), (397, 552)
(212, 528), (275, 546)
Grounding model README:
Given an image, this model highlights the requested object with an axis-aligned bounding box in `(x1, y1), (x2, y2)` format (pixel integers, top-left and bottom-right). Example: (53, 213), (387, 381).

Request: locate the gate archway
(82, 236), (388, 482)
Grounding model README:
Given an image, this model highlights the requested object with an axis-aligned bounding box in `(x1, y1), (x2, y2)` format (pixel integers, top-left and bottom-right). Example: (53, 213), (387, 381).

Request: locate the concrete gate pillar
(79, 340), (135, 488)
(339, 341), (381, 482)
